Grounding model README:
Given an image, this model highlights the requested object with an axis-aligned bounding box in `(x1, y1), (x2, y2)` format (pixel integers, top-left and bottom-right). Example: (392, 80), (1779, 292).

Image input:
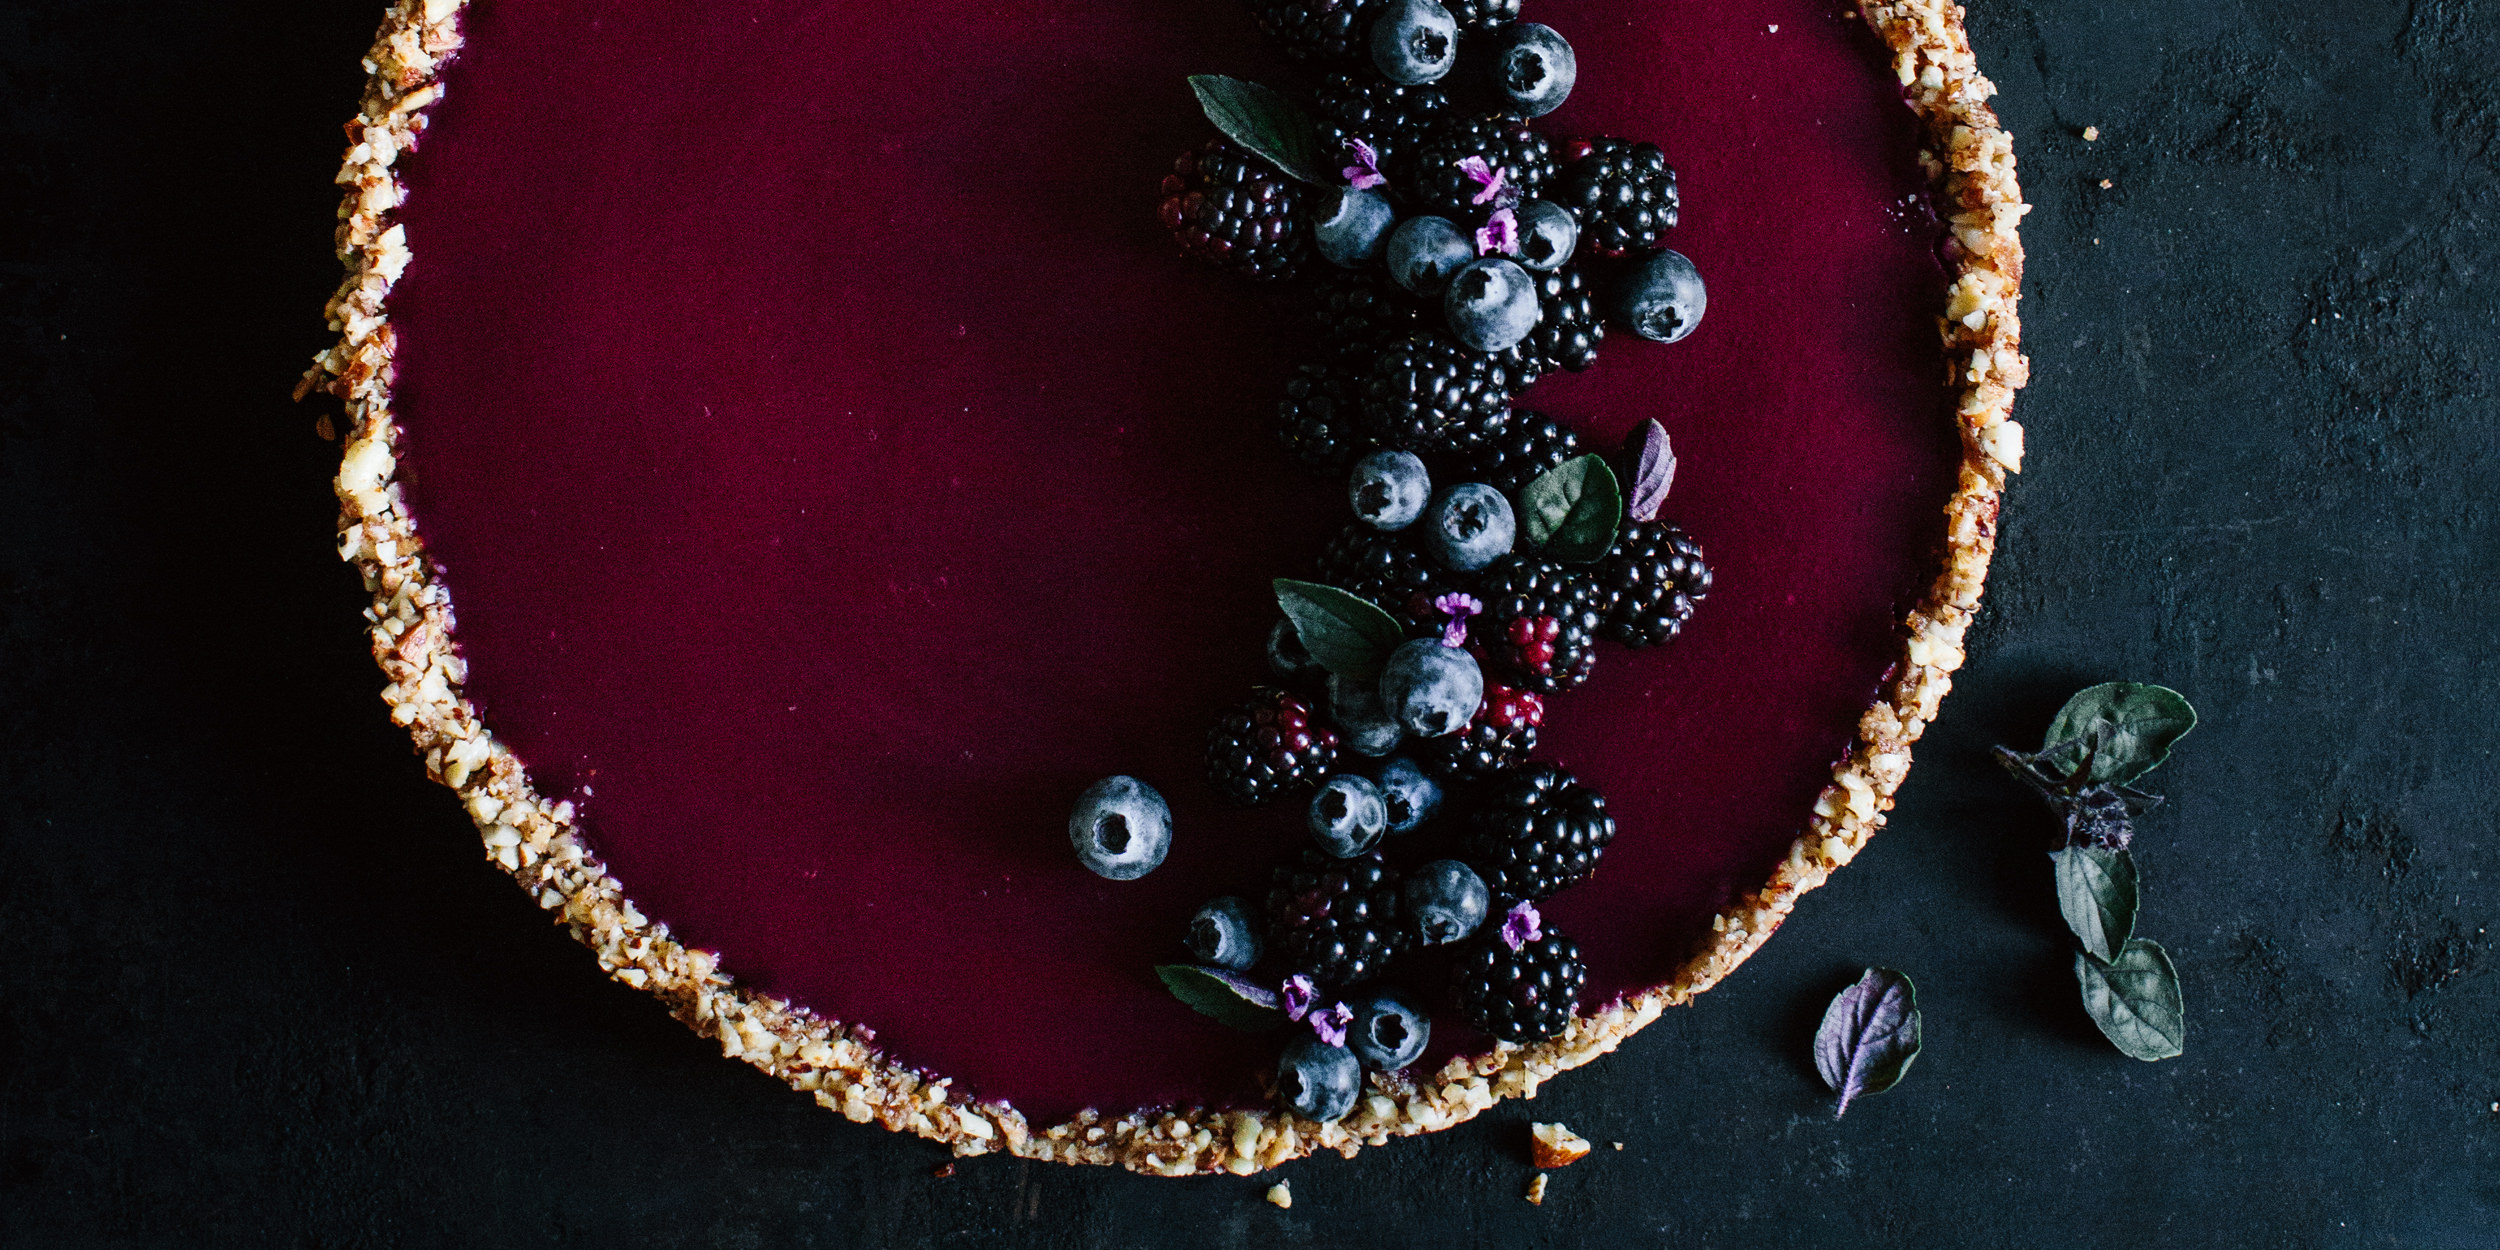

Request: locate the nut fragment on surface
(1525, 1174), (1549, 1205)
(1266, 1181), (1292, 1208)
(1530, 1121), (1592, 1168)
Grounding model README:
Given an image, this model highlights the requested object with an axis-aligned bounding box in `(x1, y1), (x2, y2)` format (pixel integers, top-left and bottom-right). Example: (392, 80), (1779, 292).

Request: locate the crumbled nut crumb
(1611, 1141), (1624, 1151)
(2099, 178), (2113, 189)
(1525, 1174), (1548, 1205)
(1266, 1181), (1291, 1208)
(1531, 1121), (1592, 1168)
(932, 1162), (955, 1178)
(2082, 125), (2099, 141)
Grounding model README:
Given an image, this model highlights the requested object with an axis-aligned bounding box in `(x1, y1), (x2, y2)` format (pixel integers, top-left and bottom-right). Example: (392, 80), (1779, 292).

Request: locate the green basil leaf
(2075, 939), (2185, 1062)
(1156, 965), (1286, 1032)
(2043, 682), (2198, 786)
(1518, 455), (1622, 563)
(1812, 967), (1922, 1118)
(1188, 75), (1332, 185)
(1273, 579), (1404, 682)
(2053, 846), (2139, 963)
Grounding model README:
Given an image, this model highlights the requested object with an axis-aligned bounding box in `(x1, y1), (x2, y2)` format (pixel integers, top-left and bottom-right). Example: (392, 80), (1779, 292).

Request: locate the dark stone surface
(3, 0), (2495, 1244)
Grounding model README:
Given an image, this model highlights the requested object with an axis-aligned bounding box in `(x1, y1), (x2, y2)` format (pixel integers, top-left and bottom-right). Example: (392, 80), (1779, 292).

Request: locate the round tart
(307, 0), (2027, 1173)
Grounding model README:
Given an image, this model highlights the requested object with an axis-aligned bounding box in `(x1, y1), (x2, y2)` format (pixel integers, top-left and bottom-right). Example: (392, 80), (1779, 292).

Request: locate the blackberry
(1451, 924), (1585, 1041)
(1158, 140), (1309, 280)
(1444, 0), (1521, 31)
(1465, 410), (1579, 497)
(1461, 763), (1615, 901)
(1414, 682), (1542, 779)
(1311, 267), (1432, 367)
(1361, 332), (1522, 455)
(1555, 138), (1679, 257)
(1207, 689), (1342, 806)
(1311, 73), (1451, 175)
(1275, 359), (1367, 472)
(1267, 848), (1409, 987)
(1475, 554), (1603, 692)
(1595, 520), (1711, 647)
(1518, 264), (1605, 373)
(1243, 0), (1389, 64)
(1315, 522), (1471, 635)
(1405, 115), (1560, 219)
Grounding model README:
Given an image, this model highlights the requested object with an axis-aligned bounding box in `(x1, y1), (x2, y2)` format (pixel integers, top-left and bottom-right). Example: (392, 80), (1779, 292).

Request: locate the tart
(306, 0), (2027, 1174)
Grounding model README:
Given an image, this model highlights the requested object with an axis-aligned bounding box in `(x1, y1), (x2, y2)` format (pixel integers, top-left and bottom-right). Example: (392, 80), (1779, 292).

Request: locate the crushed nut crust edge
(301, 0), (2026, 1177)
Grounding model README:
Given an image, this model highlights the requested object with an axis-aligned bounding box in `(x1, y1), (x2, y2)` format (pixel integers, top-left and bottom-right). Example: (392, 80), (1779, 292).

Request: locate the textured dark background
(4, 0), (2497, 1245)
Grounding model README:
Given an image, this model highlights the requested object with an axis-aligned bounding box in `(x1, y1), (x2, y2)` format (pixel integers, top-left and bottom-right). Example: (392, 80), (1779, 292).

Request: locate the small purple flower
(1311, 1001), (1354, 1048)
(1475, 207), (1519, 257)
(1500, 900), (1542, 952)
(1435, 592), (1483, 647)
(1459, 156), (1510, 206)
(1342, 138), (1387, 191)
(1281, 974), (1318, 1021)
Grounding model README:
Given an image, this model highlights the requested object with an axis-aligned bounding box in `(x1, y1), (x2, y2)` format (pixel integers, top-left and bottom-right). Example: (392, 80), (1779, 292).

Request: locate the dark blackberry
(1444, 0), (1521, 30)
(1518, 265), (1605, 373)
(1361, 332), (1522, 455)
(1474, 554), (1603, 692)
(1310, 267), (1432, 367)
(1207, 689), (1342, 806)
(1555, 138), (1679, 257)
(1267, 848), (1409, 987)
(1157, 140), (1309, 280)
(1275, 360), (1367, 472)
(1465, 410), (1579, 497)
(1595, 520), (1711, 647)
(1451, 924), (1585, 1041)
(1311, 73), (1451, 176)
(1461, 763), (1616, 902)
(1414, 682), (1542, 779)
(1315, 523), (1471, 635)
(1405, 115), (1560, 219)
(1242, 0), (1390, 64)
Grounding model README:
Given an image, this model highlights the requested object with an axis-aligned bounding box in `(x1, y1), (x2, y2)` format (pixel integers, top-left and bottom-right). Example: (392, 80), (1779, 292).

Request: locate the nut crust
(301, 0), (2025, 1175)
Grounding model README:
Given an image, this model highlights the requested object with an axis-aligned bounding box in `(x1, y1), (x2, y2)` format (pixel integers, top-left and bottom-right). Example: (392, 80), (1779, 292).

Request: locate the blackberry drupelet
(1518, 264), (1605, 373)
(1243, 0), (1389, 64)
(1444, 0), (1521, 30)
(1465, 410), (1579, 497)
(1451, 924), (1585, 1041)
(1275, 359), (1367, 472)
(1595, 519), (1712, 647)
(1554, 137), (1678, 256)
(1414, 682), (1542, 779)
(1405, 115), (1560, 219)
(1158, 140), (1309, 280)
(1461, 763), (1616, 901)
(1311, 267), (1432, 367)
(1361, 332), (1522, 455)
(1267, 848), (1409, 987)
(1207, 689), (1342, 806)
(1315, 522), (1472, 634)
(1311, 73), (1451, 175)
(1475, 554), (1603, 692)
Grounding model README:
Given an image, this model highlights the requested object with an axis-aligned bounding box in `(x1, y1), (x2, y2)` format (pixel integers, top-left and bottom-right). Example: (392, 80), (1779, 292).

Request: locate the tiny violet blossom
(1341, 138), (1387, 191)
(1311, 1001), (1354, 1048)
(1458, 156), (1509, 206)
(1500, 900), (1543, 952)
(1435, 592), (1483, 647)
(1281, 974), (1319, 1021)
(1475, 207), (1519, 257)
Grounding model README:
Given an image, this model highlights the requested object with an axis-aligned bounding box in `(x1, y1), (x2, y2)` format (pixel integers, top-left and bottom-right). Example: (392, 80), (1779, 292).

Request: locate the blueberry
(1386, 215), (1476, 296)
(1374, 756), (1444, 834)
(1614, 248), (1708, 343)
(1347, 988), (1431, 1070)
(1311, 186), (1398, 268)
(1349, 449), (1431, 531)
(1513, 199), (1578, 271)
(1480, 22), (1575, 117)
(1187, 896), (1263, 970)
(1380, 638), (1484, 738)
(1421, 481), (1515, 571)
(1268, 617), (1323, 682)
(1277, 1034), (1363, 1121)
(1402, 858), (1491, 945)
(1068, 776), (1171, 880)
(1328, 672), (1405, 757)
(1443, 257), (1541, 352)
(1309, 774), (1389, 857)
(1371, 0), (1459, 85)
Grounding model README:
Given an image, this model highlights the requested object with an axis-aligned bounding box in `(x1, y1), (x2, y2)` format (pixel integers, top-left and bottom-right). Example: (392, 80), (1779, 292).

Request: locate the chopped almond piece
(1530, 1121), (1592, 1168)
(1525, 1174), (1549, 1205)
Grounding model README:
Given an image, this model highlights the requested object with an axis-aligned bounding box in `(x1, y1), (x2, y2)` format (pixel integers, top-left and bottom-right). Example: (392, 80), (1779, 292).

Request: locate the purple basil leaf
(1627, 419), (1675, 522)
(1156, 965), (1285, 1032)
(1813, 967), (1922, 1118)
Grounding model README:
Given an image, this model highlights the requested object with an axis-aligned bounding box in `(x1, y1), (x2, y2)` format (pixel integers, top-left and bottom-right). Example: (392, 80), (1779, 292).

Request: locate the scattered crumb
(1531, 1122), (1593, 1169)
(1768, 24), (1779, 32)
(2083, 125), (2100, 141)
(2094, 238), (2101, 245)
(1266, 1182), (1292, 1209)
(1525, 1174), (1549, 1206)
(931, 1162), (955, 1179)
(1611, 1142), (1624, 1151)
(314, 414), (337, 441)
(2099, 178), (2114, 189)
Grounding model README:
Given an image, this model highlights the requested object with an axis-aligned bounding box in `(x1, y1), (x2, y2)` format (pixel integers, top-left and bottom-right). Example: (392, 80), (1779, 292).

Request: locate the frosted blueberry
(1421, 482), (1515, 571)
(1444, 257), (1541, 352)
(1187, 896), (1263, 970)
(1481, 22), (1576, 117)
(1615, 248), (1707, 343)
(1267, 617), (1323, 682)
(1513, 199), (1579, 270)
(1403, 858), (1491, 944)
(1277, 1034), (1363, 1121)
(1371, 0), (1459, 85)
(1328, 672), (1405, 757)
(1068, 776), (1171, 880)
(1373, 756), (1443, 834)
(1308, 774), (1389, 857)
(1380, 638), (1484, 738)
(1311, 186), (1397, 267)
(1349, 449), (1431, 531)
(1386, 215), (1477, 296)
(1347, 988), (1432, 1070)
